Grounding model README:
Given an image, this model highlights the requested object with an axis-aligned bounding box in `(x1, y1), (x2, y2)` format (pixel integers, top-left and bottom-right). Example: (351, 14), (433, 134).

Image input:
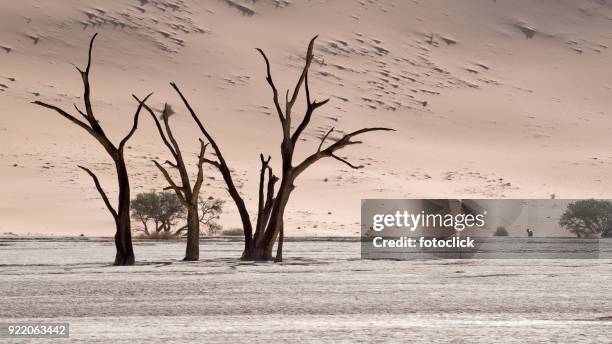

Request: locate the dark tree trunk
(254, 176), (293, 260)
(141, 220), (149, 236)
(235, 194), (255, 259)
(274, 223), (284, 263)
(184, 206), (200, 261)
(113, 156), (135, 265)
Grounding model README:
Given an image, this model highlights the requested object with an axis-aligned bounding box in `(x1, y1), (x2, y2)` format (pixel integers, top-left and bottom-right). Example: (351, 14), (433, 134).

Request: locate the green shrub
(136, 231), (179, 240)
(198, 197), (224, 236)
(220, 228), (244, 236)
(131, 191), (185, 236)
(494, 226), (509, 236)
(560, 199), (612, 238)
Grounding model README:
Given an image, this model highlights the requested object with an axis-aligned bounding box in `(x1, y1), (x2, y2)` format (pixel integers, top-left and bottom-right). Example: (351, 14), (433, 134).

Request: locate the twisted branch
(134, 96), (177, 158)
(192, 139), (209, 204)
(119, 93), (152, 150)
(255, 48), (285, 127)
(170, 81), (254, 245)
(294, 127), (394, 176)
(77, 165), (118, 220)
(152, 160), (188, 206)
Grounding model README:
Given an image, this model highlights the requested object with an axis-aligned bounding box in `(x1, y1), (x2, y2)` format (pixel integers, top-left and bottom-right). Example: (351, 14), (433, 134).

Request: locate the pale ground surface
(1, 238), (611, 343)
(3, 0), (612, 235)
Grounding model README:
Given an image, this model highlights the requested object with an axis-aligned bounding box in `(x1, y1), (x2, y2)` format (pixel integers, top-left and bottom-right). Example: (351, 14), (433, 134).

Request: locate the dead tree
(32, 34), (150, 265)
(136, 101), (208, 261)
(170, 35), (393, 261)
(171, 82), (256, 258)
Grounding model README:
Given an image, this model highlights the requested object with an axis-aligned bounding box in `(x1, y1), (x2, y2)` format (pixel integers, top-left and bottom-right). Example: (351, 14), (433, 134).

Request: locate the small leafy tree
(199, 197), (224, 235)
(493, 226), (509, 236)
(175, 197), (224, 236)
(130, 191), (185, 236)
(131, 192), (160, 236)
(157, 192), (185, 232)
(132, 191), (223, 237)
(559, 199), (612, 238)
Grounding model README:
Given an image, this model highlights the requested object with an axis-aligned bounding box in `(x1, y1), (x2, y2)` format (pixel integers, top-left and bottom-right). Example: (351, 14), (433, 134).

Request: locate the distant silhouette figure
(526, 228), (533, 237)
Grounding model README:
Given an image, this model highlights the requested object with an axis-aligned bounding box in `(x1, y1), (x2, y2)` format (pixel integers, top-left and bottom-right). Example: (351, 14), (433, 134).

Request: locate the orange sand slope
(1, 0), (612, 235)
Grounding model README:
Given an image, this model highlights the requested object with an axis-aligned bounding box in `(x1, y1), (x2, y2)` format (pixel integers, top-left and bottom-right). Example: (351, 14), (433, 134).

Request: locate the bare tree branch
(133, 96), (177, 158)
(286, 35), (318, 118)
(77, 165), (118, 220)
(119, 93), (152, 150)
(262, 165), (278, 230)
(32, 101), (95, 136)
(255, 154), (272, 238)
(161, 105), (184, 163)
(254, 153), (278, 245)
(324, 127), (394, 152)
(152, 160), (188, 206)
(170, 82), (229, 171)
(85, 33), (96, 74)
(317, 127), (334, 152)
(165, 160), (178, 169)
(171, 81), (255, 247)
(290, 98), (330, 145)
(331, 154), (363, 169)
(202, 158), (221, 169)
(294, 127), (394, 177)
(76, 33), (107, 137)
(73, 104), (88, 120)
(287, 36), (329, 144)
(174, 226), (188, 236)
(255, 48), (285, 126)
(191, 139), (209, 204)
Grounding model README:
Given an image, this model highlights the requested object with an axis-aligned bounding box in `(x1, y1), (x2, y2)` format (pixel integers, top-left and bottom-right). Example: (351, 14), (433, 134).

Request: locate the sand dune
(2, 0), (612, 235)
